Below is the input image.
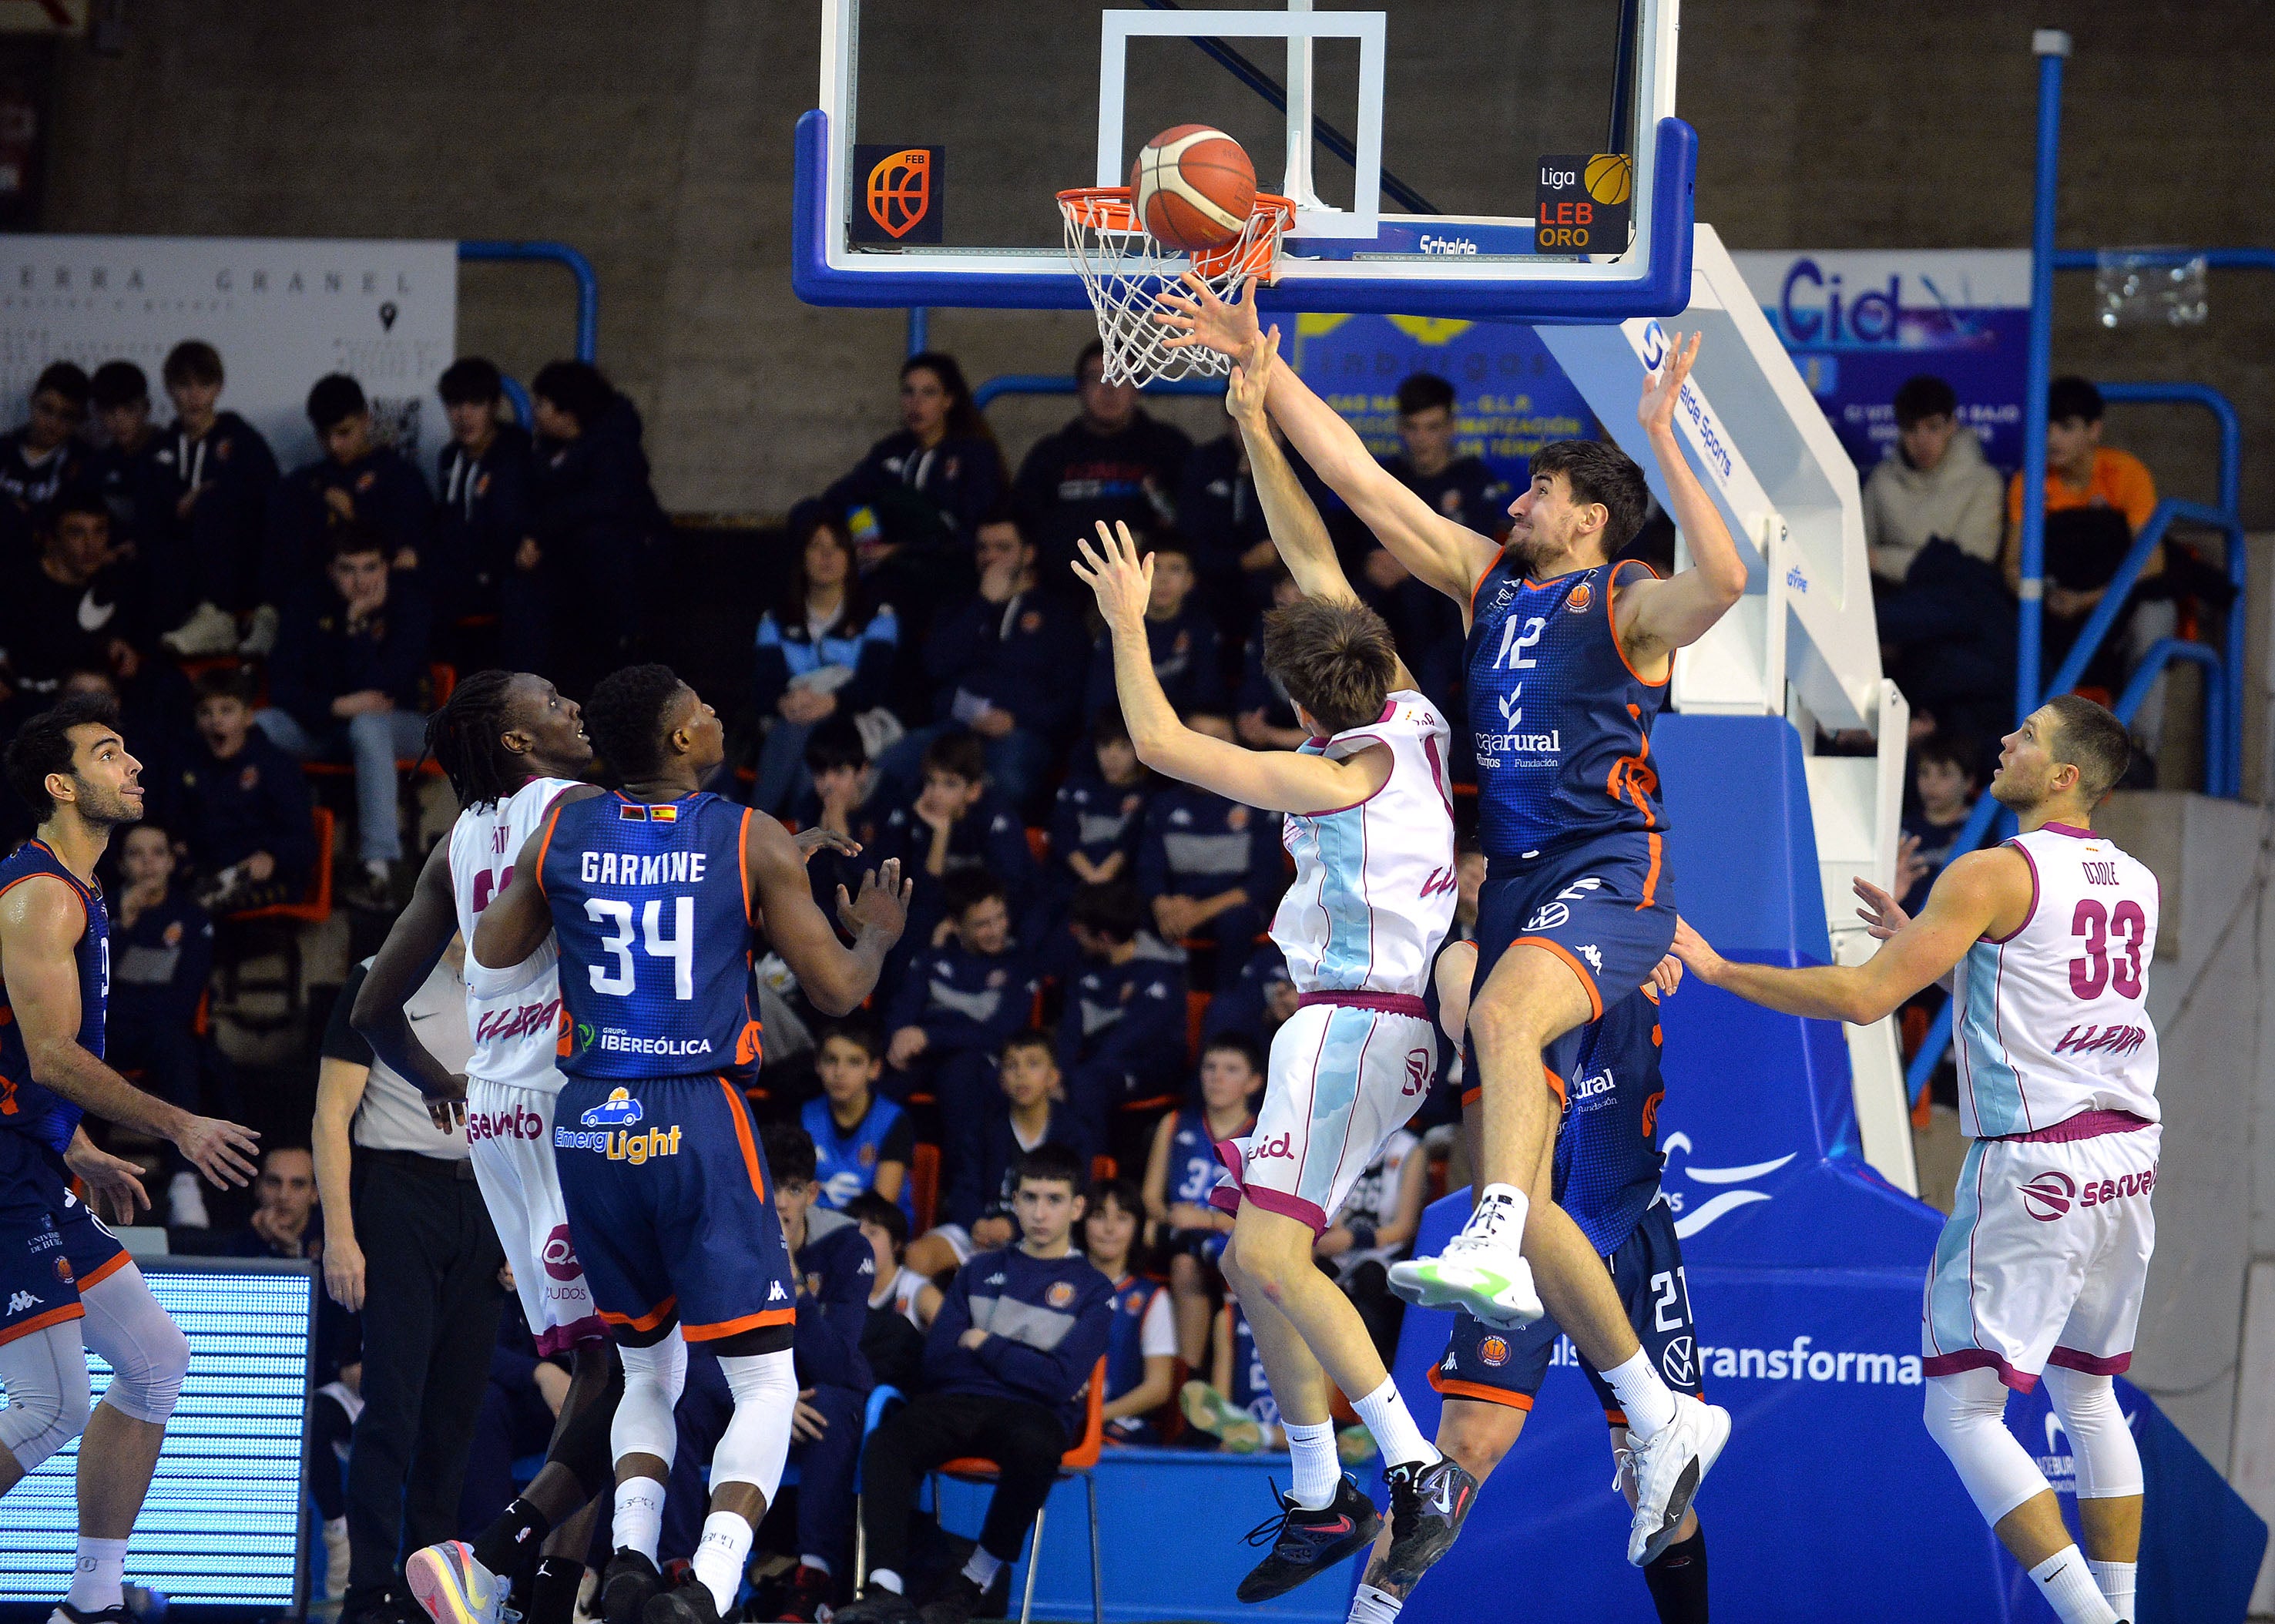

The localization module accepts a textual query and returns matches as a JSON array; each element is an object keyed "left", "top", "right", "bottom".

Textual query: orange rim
[{"left": 1058, "top": 186, "right": 1295, "bottom": 280}]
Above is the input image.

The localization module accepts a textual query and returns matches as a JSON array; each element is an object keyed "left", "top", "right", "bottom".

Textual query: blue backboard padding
[{"left": 1653, "top": 713, "right": 1831, "bottom": 962}]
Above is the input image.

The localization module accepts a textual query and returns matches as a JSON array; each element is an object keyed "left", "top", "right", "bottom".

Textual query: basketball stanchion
[{"left": 1057, "top": 187, "right": 1294, "bottom": 387}]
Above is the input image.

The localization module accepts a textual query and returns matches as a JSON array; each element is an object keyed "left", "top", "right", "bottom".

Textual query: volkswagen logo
[{"left": 1659, "top": 1335, "right": 1695, "bottom": 1387}]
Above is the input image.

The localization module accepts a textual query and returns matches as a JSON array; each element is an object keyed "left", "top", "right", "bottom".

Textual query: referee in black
[{"left": 311, "top": 940, "right": 504, "bottom": 1624}]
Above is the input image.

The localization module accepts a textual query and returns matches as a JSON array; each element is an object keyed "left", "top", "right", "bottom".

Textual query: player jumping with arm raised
[
  {"left": 1671, "top": 696, "right": 2151, "bottom": 1624},
  {"left": 1163, "top": 281, "right": 1743, "bottom": 1564},
  {"left": 1072, "top": 331, "right": 1468, "bottom": 1600}
]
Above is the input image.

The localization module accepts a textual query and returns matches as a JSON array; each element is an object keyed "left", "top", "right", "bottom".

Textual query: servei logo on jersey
[{"left": 2018, "top": 1164, "right": 2156, "bottom": 1222}]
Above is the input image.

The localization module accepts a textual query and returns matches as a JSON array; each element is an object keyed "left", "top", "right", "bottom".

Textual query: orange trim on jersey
[
  {"left": 1607, "top": 558, "right": 1672, "bottom": 689},
  {"left": 1467, "top": 546, "right": 1510, "bottom": 626},
  {"left": 737, "top": 808, "right": 754, "bottom": 925},
  {"left": 599, "top": 1295, "right": 679, "bottom": 1334},
  {"left": 75, "top": 1249, "right": 132, "bottom": 1292},
  {"left": 1603, "top": 1407, "right": 1629, "bottom": 1427},
  {"left": 1604, "top": 706, "right": 1659, "bottom": 830},
  {"left": 1638, "top": 832, "right": 1663, "bottom": 910},
  {"left": 1461, "top": 1085, "right": 1481, "bottom": 1109},
  {"left": 1543, "top": 1067, "right": 1569, "bottom": 1108},
  {"left": 1428, "top": 1369, "right": 1535, "bottom": 1411},
  {"left": 0, "top": 1301, "right": 86, "bottom": 1346},
  {"left": 532, "top": 802, "right": 565, "bottom": 898},
  {"left": 683, "top": 1305, "right": 798, "bottom": 1342},
  {"left": 1508, "top": 936, "right": 1603, "bottom": 1021},
  {"left": 719, "top": 1076, "right": 767, "bottom": 1202},
  {"left": 0, "top": 868, "right": 90, "bottom": 926}
]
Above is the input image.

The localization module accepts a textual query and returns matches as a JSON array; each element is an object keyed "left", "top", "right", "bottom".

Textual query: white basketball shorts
[
  {"left": 467, "top": 1074, "right": 607, "bottom": 1354},
  {"left": 1210, "top": 995, "right": 1437, "bottom": 1234},
  {"left": 1922, "top": 1112, "right": 2159, "bottom": 1391}
]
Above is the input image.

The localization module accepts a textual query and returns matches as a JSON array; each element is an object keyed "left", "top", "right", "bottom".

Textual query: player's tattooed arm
[
  {"left": 352, "top": 837, "right": 465, "bottom": 1111},
  {"left": 747, "top": 813, "right": 911, "bottom": 1016},
  {"left": 0, "top": 873, "right": 260, "bottom": 1186},
  {"left": 1671, "top": 846, "right": 2031, "bottom": 1025},
  {"left": 476, "top": 787, "right": 605, "bottom": 971},
  {"left": 1077, "top": 522, "right": 1394, "bottom": 813},
  {"left": 1163, "top": 273, "right": 1497, "bottom": 609},
  {"left": 1612, "top": 331, "right": 1750, "bottom": 672}
]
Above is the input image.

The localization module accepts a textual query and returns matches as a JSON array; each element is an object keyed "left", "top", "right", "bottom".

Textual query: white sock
[
  {"left": 1466, "top": 1183, "right": 1528, "bottom": 1245},
  {"left": 960, "top": 1549, "right": 1002, "bottom": 1589},
  {"left": 611, "top": 1478, "right": 666, "bottom": 1564},
  {"left": 1600, "top": 1348, "right": 1678, "bottom": 1441},
  {"left": 692, "top": 1511, "right": 753, "bottom": 1616},
  {"left": 867, "top": 1569, "right": 904, "bottom": 1595},
  {"left": 67, "top": 1536, "right": 127, "bottom": 1612},
  {"left": 2087, "top": 1559, "right": 2136, "bottom": 1620},
  {"left": 1351, "top": 1380, "right": 1439, "bottom": 1471},
  {"left": 799, "top": 1555, "right": 833, "bottom": 1578},
  {"left": 1283, "top": 1419, "right": 1341, "bottom": 1509},
  {"left": 1348, "top": 1582, "right": 1405, "bottom": 1624},
  {"left": 2029, "top": 1546, "right": 2119, "bottom": 1624}
]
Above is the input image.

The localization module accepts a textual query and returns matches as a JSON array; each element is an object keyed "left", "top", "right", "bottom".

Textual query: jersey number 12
[{"left": 586, "top": 897, "right": 696, "bottom": 1000}]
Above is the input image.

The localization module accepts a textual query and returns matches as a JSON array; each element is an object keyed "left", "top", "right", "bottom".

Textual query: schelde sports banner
[
  {"left": 1291, "top": 313, "right": 1597, "bottom": 490},
  {"left": 1728, "top": 250, "right": 2030, "bottom": 475},
  {"left": 0, "top": 236, "right": 457, "bottom": 475}
]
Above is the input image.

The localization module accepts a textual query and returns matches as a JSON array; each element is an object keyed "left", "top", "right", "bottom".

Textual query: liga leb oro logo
[{"left": 852, "top": 145, "right": 946, "bottom": 246}]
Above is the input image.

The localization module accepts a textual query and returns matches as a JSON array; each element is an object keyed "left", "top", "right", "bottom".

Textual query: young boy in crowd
[
  {"left": 1235, "top": 569, "right": 1313, "bottom": 750},
  {"left": 1082, "top": 1176, "right": 1177, "bottom": 1444},
  {"left": 665, "top": 1123, "right": 877, "bottom": 1624},
  {"left": 107, "top": 821, "right": 224, "bottom": 1229},
  {"left": 1200, "top": 940, "right": 1299, "bottom": 1050},
  {"left": 0, "top": 360, "right": 89, "bottom": 522},
  {"left": 793, "top": 719, "right": 878, "bottom": 918},
  {"left": 432, "top": 357, "right": 536, "bottom": 637},
  {"left": 906, "top": 1032, "right": 1095, "bottom": 1280},
  {"left": 163, "top": 667, "right": 317, "bottom": 914},
  {"left": 883, "top": 872, "right": 1037, "bottom": 1152},
  {"left": 1136, "top": 772, "right": 1281, "bottom": 993},
  {"left": 150, "top": 341, "right": 282, "bottom": 658},
  {"left": 1142, "top": 1034, "right": 1262, "bottom": 1367},
  {"left": 847, "top": 1192, "right": 940, "bottom": 1357},
  {"left": 1047, "top": 710, "right": 1153, "bottom": 902},
  {"left": 87, "top": 360, "right": 161, "bottom": 556},
  {"left": 871, "top": 731, "right": 1039, "bottom": 955},
  {"left": 1082, "top": 536, "right": 1227, "bottom": 725},
  {"left": 803, "top": 1025, "right": 917, "bottom": 1219},
  {"left": 0, "top": 492, "right": 147, "bottom": 713},
  {"left": 1057, "top": 881, "right": 1187, "bottom": 1147},
  {"left": 271, "top": 373, "right": 435, "bottom": 593},
  {"left": 1899, "top": 733, "right": 1981, "bottom": 914},
  {"left": 837, "top": 1145, "right": 1116, "bottom": 1624}
]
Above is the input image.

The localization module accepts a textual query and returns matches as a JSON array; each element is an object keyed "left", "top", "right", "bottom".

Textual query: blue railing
[{"left": 456, "top": 240, "right": 599, "bottom": 361}]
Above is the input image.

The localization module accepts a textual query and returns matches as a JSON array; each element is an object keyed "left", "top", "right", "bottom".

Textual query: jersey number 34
[{"left": 586, "top": 897, "right": 697, "bottom": 1000}]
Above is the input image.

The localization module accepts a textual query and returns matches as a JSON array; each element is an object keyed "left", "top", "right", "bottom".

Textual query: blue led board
[{"left": 0, "top": 1258, "right": 313, "bottom": 1610}]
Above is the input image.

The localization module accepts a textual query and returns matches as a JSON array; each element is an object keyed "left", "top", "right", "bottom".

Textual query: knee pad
[
  {"left": 1922, "top": 1367, "right": 2048, "bottom": 1527},
  {"left": 611, "top": 1331, "right": 688, "bottom": 1469},
  {"left": 0, "top": 1320, "right": 95, "bottom": 1471},
  {"left": 710, "top": 1348, "right": 797, "bottom": 1503},
  {"left": 80, "top": 1264, "right": 191, "bottom": 1425},
  {"left": 2042, "top": 1365, "right": 2143, "bottom": 1501}
]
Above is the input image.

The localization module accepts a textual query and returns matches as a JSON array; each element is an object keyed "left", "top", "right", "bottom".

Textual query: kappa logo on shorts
[
  {"left": 6, "top": 1289, "right": 39, "bottom": 1314},
  {"left": 542, "top": 1224, "right": 582, "bottom": 1281},
  {"left": 1578, "top": 945, "right": 1603, "bottom": 974},
  {"left": 1478, "top": 1335, "right": 1511, "bottom": 1367},
  {"left": 1660, "top": 1334, "right": 1695, "bottom": 1386},
  {"left": 2018, "top": 1170, "right": 2076, "bottom": 1221}
]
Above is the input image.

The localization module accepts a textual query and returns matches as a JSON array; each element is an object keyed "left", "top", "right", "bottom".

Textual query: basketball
[
  {"left": 1585, "top": 151, "right": 1633, "bottom": 206},
  {"left": 1129, "top": 123, "right": 1257, "bottom": 252}
]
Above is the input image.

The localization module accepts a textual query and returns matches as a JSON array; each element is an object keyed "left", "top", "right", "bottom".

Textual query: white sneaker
[
  {"left": 160, "top": 601, "right": 239, "bottom": 657},
  {"left": 407, "top": 1540, "right": 506, "bottom": 1624},
  {"left": 1625, "top": 1392, "right": 1730, "bottom": 1566},
  {"left": 1385, "top": 1203, "right": 1542, "bottom": 1328},
  {"left": 168, "top": 1170, "right": 210, "bottom": 1229},
  {"left": 237, "top": 602, "right": 280, "bottom": 657}
]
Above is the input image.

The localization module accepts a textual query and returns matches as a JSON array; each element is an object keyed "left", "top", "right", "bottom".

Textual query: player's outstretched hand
[
  {"left": 1155, "top": 270, "right": 1263, "bottom": 357},
  {"left": 795, "top": 827, "right": 861, "bottom": 865},
  {"left": 65, "top": 1134, "right": 149, "bottom": 1226},
  {"left": 1853, "top": 876, "right": 1913, "bottom": 941},
  {"left": 1224, "top": 324, "right": 1280, "bottom": 427},
  {"left": 174, "top": 1112, "right": 262, "bottom": 1188},
  {"left": 1072, "top": 522, "right": 1154, "bottom": 627},
  {"left": 837, "top": 857, "right": 912, "bottom": 945},
  {"left": 1638, "top": 330, "right": 1701, "bottom": 436},
  {"left": 1667, "top": 916, "right": 1726, "bottom": 985},
  {"left": 1649, "top": 953, "right": 1684, "bottom": 998},
  {"left": 424, "top": 1074, "right": 470, "bottom": 1134}
]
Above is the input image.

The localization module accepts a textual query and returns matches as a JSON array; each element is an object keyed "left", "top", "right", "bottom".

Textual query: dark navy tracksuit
[
  {"left": 141, "top": 411, "right": 280, "bottom": 617},
  {"left": 106, "top": 890, "right": 219, "bottom": 1177},
  {"left": 156, "top": 729, "right": 318, "bottom": 898},
  {"left": 267, "top": 447, "right": 436, "bottom": 599},
  {"left": 870, "top": 790, "right": 1039, "bottom": 965},
  {"left": 1056, "top": 954, "right": 1187, "bottom": 1143},
  {"left": 940, "top": 1102, "right": 1095, "bottom": 1236},
  {"left": 881, "top": 938, "right": 1038, "bottom": 1166},
  {"left": 1082, "top": 603, "right": 1228, "bottom": 722},
  {"left": 1136, "top": 783, "right": 1283, "bottom": 992},
  {"left": 433, "top": 425, "right": 537, "bottom": 650}
]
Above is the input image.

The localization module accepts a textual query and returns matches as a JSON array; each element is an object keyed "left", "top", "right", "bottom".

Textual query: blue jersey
[
  {"left": 1103, "top": 1273, "right": 1163, "bottom": 1404},
  {"left": 1465, "top": 555, "right": 1668, "bottom": 858},
  {"left": 801, "top": 1093, "right": 915, "bottom": 1221},
  {"left": 0, "top": 841, "right": 109, "bottom": 1153},
  {"left": 1166, "top": 1108, "right": 1245, "bottom": 1208},
  {"left": 1545, "top": 984, "right": 1667, "bottom": 1257},
  {"left": 1225, "top": 1302, "right": 1279, "bottom": 1428},
  {"left": 539, "top": 792, "right": 762, "bottom": 1082}
]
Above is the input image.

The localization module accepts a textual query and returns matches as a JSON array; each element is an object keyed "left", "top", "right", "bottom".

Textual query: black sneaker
[
  {"left": 50, "top": 1606, "right": 135, "bottom": 1624},
  {"left": 1236, "top": 1475, "right": 1384, "bottom": 1602},
  {"left": 640, "top": 1585, "right": 720, "bottom": 1624},
  {"left": 601, "top": 1552, "right": 663, "bottom": 1624},
  {"left": 1381, "top": 1455, "right": 1480, "bottom": 1588},
  {"left": 770, "top": 1565, "right": 831, "bottom": 1623},
  {"left": 830, "top": 1588, "right": 918, "bottom": 1624},
  {"left": 915, "top": 1573, "right": 985, "bottom": 1624}
]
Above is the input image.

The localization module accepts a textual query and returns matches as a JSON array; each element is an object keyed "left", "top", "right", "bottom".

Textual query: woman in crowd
[{"left": 751, "top": 509, "right": 901, "bottom": 814}]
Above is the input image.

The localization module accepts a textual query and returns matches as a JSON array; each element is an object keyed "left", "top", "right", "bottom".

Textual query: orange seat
[
  {"left": 1091, "top": 1153, "right": 1116, "bottom": 1182},
  {"left": 1025, "top": 826, "right": 1050, "bottom": 864},
  {"left": 1186, "top": 989, "right": 1210, "bottom": 1059},
  {"left": 911, "top": 1142, "right": 941, "bottom": 1233},
  {"left": 935, "top": 1357, "right": 1108, "bottom": 1624},
  {"left": 229, "top": 807, "right": 335, "bottom": 925}
]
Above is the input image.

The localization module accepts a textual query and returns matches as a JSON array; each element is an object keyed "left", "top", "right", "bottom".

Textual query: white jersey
[
  {"left": 449, "top": 776, "right": 580, "bottom": 1094},
  {"left": 1272, "top": 690, "right": 1458, "bottom": 1000},
  {"left": 1952, "top": 822, "right": 2160, "bottom": 1139}
]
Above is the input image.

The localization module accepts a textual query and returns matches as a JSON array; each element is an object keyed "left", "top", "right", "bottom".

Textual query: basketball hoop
[{"left": 1058, "top": 186, "right": 1294, "bottom": 386}]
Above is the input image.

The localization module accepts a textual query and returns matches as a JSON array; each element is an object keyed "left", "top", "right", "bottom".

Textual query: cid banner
[
  {"left": 1290, "top": 314, "right": 1597, "bottom": 492},
  {"left": 1729, "top": 250, "right": 2029, "bottom": 474}
]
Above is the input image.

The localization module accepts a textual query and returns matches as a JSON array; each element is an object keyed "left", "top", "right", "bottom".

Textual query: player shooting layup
[
  {"left": 475, "top": 665, "right": 909, "bottom": 1624},
  {"left": 1673, "top": 696, "right": 2153, "bottom": 1624},
  {"left": 1075, "top": 351, "right": 1468, "bottom": 1600},
  {"left": 1165, "top": 284, "right": 1742, "bottom": 1563}
]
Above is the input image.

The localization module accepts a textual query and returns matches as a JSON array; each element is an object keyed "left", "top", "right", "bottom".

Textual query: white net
[{"left": 1059, "top": 188, "right": 1294, "bottom": 386}]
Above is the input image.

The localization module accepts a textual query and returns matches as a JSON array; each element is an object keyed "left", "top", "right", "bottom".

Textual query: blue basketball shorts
[
  {"left": 0, "top": 1131, "right": 129, "bottom": 1348},
  {"left": 1428, "top": 1200, "right": 1703, "bottom": 1422},
  {"left": 1471, "top": 830, "right": 1676, "bottom": 1037},
  {"left": 552, "top": 1072, "right": 797, "bottom": 1347}
]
